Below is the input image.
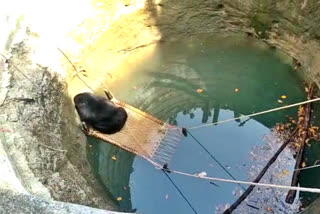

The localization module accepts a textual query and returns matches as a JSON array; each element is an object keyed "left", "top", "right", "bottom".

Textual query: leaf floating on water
[
  {"left": 165, "top": 194, "right": 169, "bottom": 200},
  {"left": 197, "top": 88, "right": 203, "bottom": 93},
  {"left": 277, "top": 99, "right": 283, "bottom": 103},
  {"left": 234, "top": 88, "right": 239, "bottom": 92},
  {"left": 117, "top": 197, "right": 122, "bottom": 201},
  {"left": 282, "top": 169, "right": 289, "bottom": 175},
  {"left": 112, "top": 155, "right": 117, "bottom": 161},
  {"left": 281, "top": 95, "right": 287, "bottom": 99}
]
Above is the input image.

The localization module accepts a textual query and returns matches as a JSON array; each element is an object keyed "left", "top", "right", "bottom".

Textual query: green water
[{"left": 87, "top": 35, "right": 312, "bottom": 213}]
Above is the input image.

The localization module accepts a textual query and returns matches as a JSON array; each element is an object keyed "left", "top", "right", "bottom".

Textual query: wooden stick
[
  {"left": 285, "top": 84, "right": 315, "bottom": 204},
  {"left": 223, "top": 127, "right": 299, "bottom": 214}
]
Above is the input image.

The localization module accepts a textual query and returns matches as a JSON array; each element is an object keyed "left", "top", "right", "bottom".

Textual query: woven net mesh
[{"left": 86, "top": 98, "right": 184, "bottom": 167}]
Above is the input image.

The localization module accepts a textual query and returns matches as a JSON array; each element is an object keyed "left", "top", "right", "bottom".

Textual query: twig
[
  {"left": 286, "top": 84, "right": 315, "bottom": 204},
  {"left": 57, "top": 48, "right": 95, "bottom": 92},
  {"left": 38, "top": 142, "right": 67, "bottom": 152},
  {"left": 223, "top": 127, "right": 299, "bottom": 214}
]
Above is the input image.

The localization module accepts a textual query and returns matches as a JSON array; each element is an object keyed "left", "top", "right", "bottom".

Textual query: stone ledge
[{"left": 0, "top": 189, "right": 133, "bottom": 214}]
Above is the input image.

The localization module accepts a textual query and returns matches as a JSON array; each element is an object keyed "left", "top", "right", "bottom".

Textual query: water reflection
[
  {"left": 87, "top": 137, "right": 135, "bottom": 212},
  {"left": 88, "top": 36, "right": 305, "bottom": 213}
]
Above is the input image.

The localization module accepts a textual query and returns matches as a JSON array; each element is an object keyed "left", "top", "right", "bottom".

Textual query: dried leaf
[
  {"left": 197, "top": 88, "right": 203, "bottom": 93},
  {"left": 117, "top": 197, "right": 122, "bottom": 201},
  {"left": 266, "top": 206, "right": 271, "bottom": 212},
  {"left": 281, "top": 95, "right": 287, "bottom": 99},
  {"left": 298, "top": 117, "right": 304, "bottom": 123},
  {"left": 298, "top": 106, "right": 304, "bottom": 115},
  {"left": 133, "top": 86, "right": 137, "bottom": 90},
  {"left": 312, "top": 126, "right": 319, "bottom": 130},
  {"left": 282, "top": 170, "right": 289, "bottom": 175},
  {"left": 305, "top": 87, "right": 309, "bottom": 93},
  {"left": 309, "top": 127, "right": 315, "bottom": 132},
  {"left": 112, "top": 155, "right": 117, "bottom": 161}
]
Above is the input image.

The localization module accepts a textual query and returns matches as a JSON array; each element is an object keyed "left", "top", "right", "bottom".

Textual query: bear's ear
[{"left": 104, "top": 89, "right": 114, "bottom": 100}]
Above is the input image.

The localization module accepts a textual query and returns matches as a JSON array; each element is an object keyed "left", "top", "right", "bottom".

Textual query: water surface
[{"left": 88, "top": 35, "right": 307, "bottom": 213}]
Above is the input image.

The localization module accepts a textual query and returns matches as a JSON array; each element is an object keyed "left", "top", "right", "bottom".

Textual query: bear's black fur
[{"left": 74, "top": 92, "right": 127, "bottom": 134}]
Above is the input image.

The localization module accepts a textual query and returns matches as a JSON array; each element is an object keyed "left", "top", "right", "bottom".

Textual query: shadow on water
[
  {"left": 88, "top": 35, "right": 308, "bottom": 213},
  {"left": 87, "top": 136, "right": 135, "bottom": 212}
]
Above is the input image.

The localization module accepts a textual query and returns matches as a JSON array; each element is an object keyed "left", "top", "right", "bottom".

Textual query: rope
[
  {"left": 161, "top": 168, "right": 320, "bottom": 194},
  {"left": 58, "top": 49, "right": 199, "bottom": 213},
  {"left": 188, "top": 97, "right": 320, "bottom": 130},
  {"left": 294, "top": 164, "right": 320, "bottom": 171},
  {"left": 187, "top": 130, "right": 245, "bottom": 190},
  {"left": 57, "top": 48, "right": 95, "bottom": 92},
  {"left": 162, "top": 170, "right": 198, "bottom": 214}
]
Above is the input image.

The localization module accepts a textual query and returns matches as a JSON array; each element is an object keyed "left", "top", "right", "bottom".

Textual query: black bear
[{"left": 74, "top": 92, "right": 128, "bottom": 134}]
